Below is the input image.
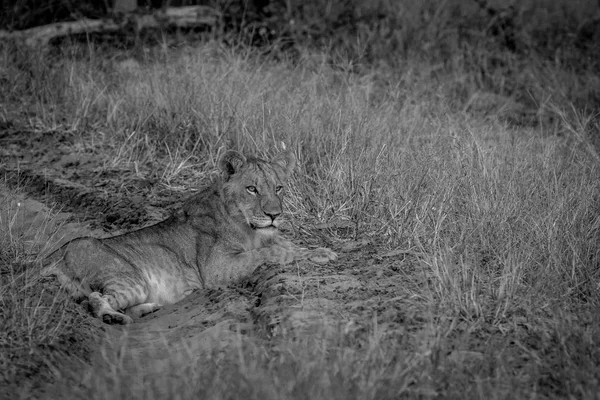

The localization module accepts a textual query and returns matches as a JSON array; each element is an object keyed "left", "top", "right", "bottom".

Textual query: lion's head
[{"left": 219, "top": 150, "right": 296, "bottom": 233}]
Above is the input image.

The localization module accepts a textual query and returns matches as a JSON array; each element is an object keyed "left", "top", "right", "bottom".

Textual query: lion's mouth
[
  {"left": 249, "top": 216, "right": 281, "bottom": 230},
  {"left": 251, "top": 223, "right": 277, "bottom": 230}
]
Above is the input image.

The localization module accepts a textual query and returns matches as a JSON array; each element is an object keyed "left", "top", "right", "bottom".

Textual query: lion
[{"left": 40, "top": 150, "right": 337, "bottom": 324}]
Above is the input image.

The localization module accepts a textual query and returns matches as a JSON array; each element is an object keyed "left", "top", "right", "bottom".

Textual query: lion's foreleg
[{"left": 202, "top": 240, "right": 337, "bottom": 287}]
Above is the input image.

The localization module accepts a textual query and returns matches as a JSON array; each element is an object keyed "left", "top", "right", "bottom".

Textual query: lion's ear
[
  {"left": 219, "top": 150, "right": 246, "bottom": 176},
  {"left": 271, "top": 151, "right": 296, "bottom": 178}
]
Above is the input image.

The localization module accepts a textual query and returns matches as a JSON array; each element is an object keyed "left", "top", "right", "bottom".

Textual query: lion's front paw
[{"left": 309, "top": 247, "right": 338, "bottom": 264}]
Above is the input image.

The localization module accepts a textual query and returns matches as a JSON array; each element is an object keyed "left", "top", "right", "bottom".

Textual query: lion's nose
[{"left": 264, "top": 212, "right": 280, "bottom": 222}]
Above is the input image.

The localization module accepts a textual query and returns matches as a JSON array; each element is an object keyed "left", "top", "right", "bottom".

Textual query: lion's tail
[
  {"left": 39, "top": 249, "right": 63, "bottom": 278},
  {"left": 39, "top": 252, "right": 91, "bottom": 301},
  {"left": 40, "top": 262, "right": 58, "bottom": 278}
]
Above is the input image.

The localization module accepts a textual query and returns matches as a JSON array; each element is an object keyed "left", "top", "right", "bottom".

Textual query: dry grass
[
  {"left": 0, "top": 188, "right": 93, "bottom": 397},
  {"left": 1, "top": 0, "right": 600, "bottom": 398}
]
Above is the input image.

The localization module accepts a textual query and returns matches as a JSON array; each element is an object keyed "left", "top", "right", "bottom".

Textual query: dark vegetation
[{"left": 2, "top": 0, "right": 600, "bottom": 127}]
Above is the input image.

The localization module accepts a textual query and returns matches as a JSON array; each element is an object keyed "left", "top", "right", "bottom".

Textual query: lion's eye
[
  {"left": 246, "top": 186, "right": 258, "bottom": 194},
  {"left": 276, "top": 186, "right": 283, "bottom": 193}
]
